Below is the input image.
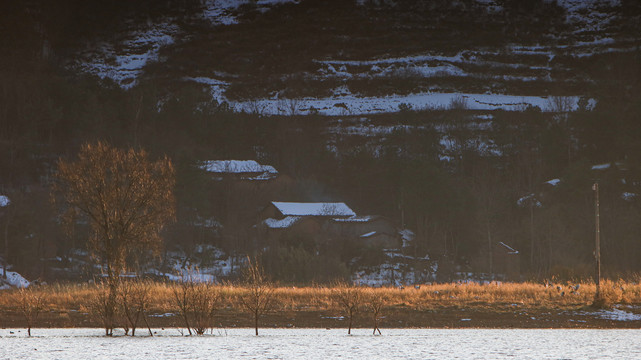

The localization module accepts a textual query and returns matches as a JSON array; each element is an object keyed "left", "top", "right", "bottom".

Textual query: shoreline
[
  {"left": 2, "top": 306, "right": 640, "bottom": 330},
  {"left": 2, "top": 281, "right": 641, "bottom": 331}
]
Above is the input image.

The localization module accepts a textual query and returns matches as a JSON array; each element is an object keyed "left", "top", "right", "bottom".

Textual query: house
[
  {"left": 199, "top": 160, "right": 279, "bottom": 181},
  {"left": 260, "top": 201, "right": 356, "bottom": 220},
  {"left": 257, "top": 202, "right": 355, "bottom": 243},
  {"left": 257, "top": 201, "right": 405, "bottom": 250}
]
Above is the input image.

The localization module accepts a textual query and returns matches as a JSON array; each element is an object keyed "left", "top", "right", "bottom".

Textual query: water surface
[{"left": 1, "top": 328, "right": 639, "bottom": 359}]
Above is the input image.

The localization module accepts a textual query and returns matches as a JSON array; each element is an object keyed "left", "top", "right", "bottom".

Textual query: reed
[{"left": 2, "top": 280, "right": 640, "bottom": 316}]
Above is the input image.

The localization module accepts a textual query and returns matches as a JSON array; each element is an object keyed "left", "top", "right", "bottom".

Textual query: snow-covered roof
[
  {"left": 200, "top": 160, "right": 278, "bottom": 180},
  {"left": 263, "top": 216, "right": 301, "bottom": 229},
  {"left": 545, "top": 178, "right": 561, "bottom": 186},
  {"left": 0, "top": 195, "right": 9, "bottom": 207},
  {"left": 332, "top": 215, "right": 373, "bottom": 223},
  {"left": 360, "top": 231, "right": 377, "bottom": 238},
  {"left": 271, "top": 202, "right": 356, "bottom": 217}
]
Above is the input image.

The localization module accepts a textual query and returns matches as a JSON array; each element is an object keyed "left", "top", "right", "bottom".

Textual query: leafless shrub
[
  {"left": 332, "top": 282, "right": 362, "bottom": 335},
  {"left": 546, "top": 95, "right": 573, "bottom": 113},
  {"left": 119, "top": 279, "right": 153, "bottom": 336},
  {"left": 448, "top": 95, "right": 469, "bottom": 110},
  {"left": 172, "top": 276, "right": 194, "bottom": 335},
  {"left": 245, "top": 99, "right": 267, "bottom": 117},
  {"left": 191, "top": 282, "right": 222, "bottom": 335},
  {"left": 239, "top": 257, "right": 274, "bottom": 336},
  {"left": 89, "top": 279, "right": 119, "bottom": 336},
  {"left": 276, "top": 98, "right": 302, "bottom": 116},
  {"left": 172, "top": 272, "right": 222, "bottom": 336},
  {"left": 19, "top": 286, "right": 45, "bottom": 336}
]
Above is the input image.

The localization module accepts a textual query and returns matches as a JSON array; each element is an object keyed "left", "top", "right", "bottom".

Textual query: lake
[{"left": 1, "top": 328, "right": 640, "bottom": 359}]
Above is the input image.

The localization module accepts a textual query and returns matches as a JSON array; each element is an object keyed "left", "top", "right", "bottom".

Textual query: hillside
[{"left": 1, "top": 0, "right": 641, "bottom": 285}]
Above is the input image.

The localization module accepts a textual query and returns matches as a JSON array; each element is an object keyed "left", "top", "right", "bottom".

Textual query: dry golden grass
[{"left": 2, "top": 280, "right": 640, "bottom": 315}]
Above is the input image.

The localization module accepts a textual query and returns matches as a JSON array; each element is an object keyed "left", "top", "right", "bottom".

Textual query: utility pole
[{"left": 593, "top": 182, "right": 601, "bottom": 301}]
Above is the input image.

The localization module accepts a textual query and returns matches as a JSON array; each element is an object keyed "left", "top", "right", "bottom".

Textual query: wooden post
[{"left": 593, "top": 182, "right": 601, "bottom": 301}]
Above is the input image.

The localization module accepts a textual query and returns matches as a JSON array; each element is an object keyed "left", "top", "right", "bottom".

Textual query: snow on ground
[
  {"left": 354, "top": 251, "right": 435, "bottom": 287},
  {"left": 559, "top": 0, "right": 621, "bottom": 36},
  {"left": 73, "top": 21, "right": 179, "bottom": 88},
  {"left": 574, "top": 306, "right": 641, "bottom": 321},
  {"left": 158, "top": 247, "right": 244, "bottom": 282},
  {"left": 203, "top": 0, "right": 298, "bottom": 24},
  {"left": 234, "top": 93, "right": 583, "bottom": 116},
  {"left": 316, "top": 51, "right": 547, "bottom": 83},
  {"left": 0, "top": 264, "right": 30, "bottom": 290},
  {"left": 74, "top": 0, "right": 300, "bottom": 88},
  {"left": 597, "top": 307, "right": 641, "bottom": 321}
]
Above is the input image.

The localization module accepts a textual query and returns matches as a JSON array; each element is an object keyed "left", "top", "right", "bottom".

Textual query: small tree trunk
[
  {"left": 143, "top": 313, "right": 153, "bottom": 337},
  {"left": 255, "top": 310, "right": 259, "bottom": 336}
]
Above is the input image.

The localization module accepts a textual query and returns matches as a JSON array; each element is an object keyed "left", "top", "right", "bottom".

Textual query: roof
[
  {"left": 591, "top": 163, "right": 611, "bottom": 171},
  {"left": 271, "top": 202, "right": 356, "bottom": 217},
  {"left": 544, "top": 178, "right": 560, "bottom": 186},
  {"left": 263, "top": 216, "right": 302, "bottom": 229},
  {"left": 199, "top": 160, "right": 278, "bottom": 180},
  {"left": 332, "top": 215, "right": 374, "bottom": 223},
  {"left": 360, "top": 231, "right": 377, "bottom": 238}
]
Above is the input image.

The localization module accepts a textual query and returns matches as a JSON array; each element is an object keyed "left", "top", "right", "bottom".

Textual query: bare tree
[
  {"left": 239, "top": 257, "right": 274, "bottom": 336},
  {"left": 52, "top": 141, "right": 175, "bottom": 336},
  {"left": 190, "top": 281, "right": 222, "bottom": 335},
  {"left": 53, "top": 141, "right": 175, "bottom": 279},
  {"left": 366, "top": 291, "right": 385, "bottom": 335},
  {"left": 332, "top": 282, "right": 362, "bottom": 335},
  {"left": 172, "top": 272, "right": 222, "bottom": 336},
  {"left": 18, "top": 286, "right": 44, "bottom": 336}
]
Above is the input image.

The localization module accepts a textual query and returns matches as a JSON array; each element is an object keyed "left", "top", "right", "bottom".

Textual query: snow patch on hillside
[
  {"left": 74, "top": 0, "right": 300, "bottom": 88},
  {"left": 203, "top": 0, "right": 299, "bottom": 24},
  {"left": 234, "top": 93, "right": 582, "bottom": 116},
  {"left": 73, "top": 21, "right": 179, "bottom": 88}
]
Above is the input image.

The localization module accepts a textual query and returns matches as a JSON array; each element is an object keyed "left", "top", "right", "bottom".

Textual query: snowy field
[{"left": 1, "top": 328, "right": 640, "bottom": 359}]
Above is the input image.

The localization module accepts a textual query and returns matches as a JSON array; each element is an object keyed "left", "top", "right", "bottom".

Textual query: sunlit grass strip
[{"left": 1, "top": 280, "right": 640, "bottom": 314}]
